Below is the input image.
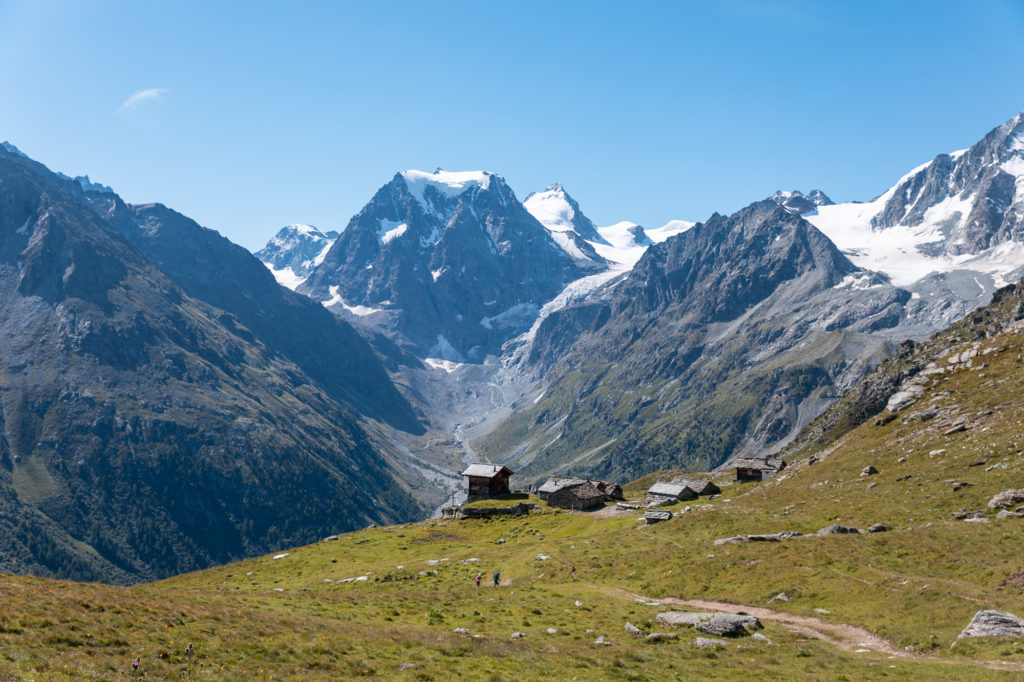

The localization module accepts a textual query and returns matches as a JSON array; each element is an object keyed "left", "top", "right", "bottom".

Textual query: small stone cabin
[
  {"left": 734, "top": 457, "right": 786, "bottom": 483},
  {"left": 538, "top": 476, "right": 623, "bottom": 509},
  {"left": 546, "top": 481, "right": 606, "bottom": 511},
  {"left": 671, "top": 477, "right": 720, "bottom": 497},
  {"left": 646, "top": 482, "right": 698, "bottom": 505},
  {"left": 463, "top": 464, "right": 513, "bottom": 501}
]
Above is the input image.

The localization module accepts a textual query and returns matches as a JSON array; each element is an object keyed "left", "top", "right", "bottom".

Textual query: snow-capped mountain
[
  {"left": 770, "top": 189, "right": 834, "bottom": 215},
  {"left": 590, "top": 219, "right": 694, "bottom": 267},
  {"left": 521, "top": 183, "right": 607, "bottom": 267},
  {"left": 523, "top": 183, "right": 606, "bottom": 243},
  {"left": 808, "top": 112, "right": 1024, "bottom": 289},
  {"left": 523, "top": 183, "right": 693, "bottom": 268},
  {"left": 255, "top": 224, "right": 338, "bottom": 289},
  {"left": 299, "top": 170, "right": 603, "bottom": 361}
]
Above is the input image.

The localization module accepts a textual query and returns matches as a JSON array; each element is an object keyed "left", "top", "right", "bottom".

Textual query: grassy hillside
[{"left": 4, "top": 290, "right": 1024, "bottom": 679}]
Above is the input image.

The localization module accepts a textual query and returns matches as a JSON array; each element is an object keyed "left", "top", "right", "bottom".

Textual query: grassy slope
[{"left": 4, "top": 310, "right": 1024, "bottom": 679}]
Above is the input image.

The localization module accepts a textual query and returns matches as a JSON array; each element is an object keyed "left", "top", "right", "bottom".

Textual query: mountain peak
[
  {"left": 0, "top": 141, "right": 27, "bottom": 158},
  {"left": 523, "top": 183, "right": 604, "bottom": 243},
  {"left": 769, "top": 189, "right": 834, "bottom": 215},
  {"left": 399, "top": 169, "right": 495, "bottom": 202}
]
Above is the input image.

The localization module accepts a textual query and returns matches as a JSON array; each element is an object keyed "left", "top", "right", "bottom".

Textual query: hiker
[
  {"left": 493, "top": 570, "right": 500, "bottom": 587},
  {"left": 475, "top": 573, "right": 481, "bottom": 589}
]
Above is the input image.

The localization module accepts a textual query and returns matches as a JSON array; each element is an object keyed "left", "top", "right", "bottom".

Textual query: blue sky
[{"left": 1, "top": 1, "right": 1023, "bottom": 250}]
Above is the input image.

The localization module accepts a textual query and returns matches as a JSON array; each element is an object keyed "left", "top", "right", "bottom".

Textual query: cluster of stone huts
[{"left": 461, "top": 456, "right": 786, "bottom": 511}]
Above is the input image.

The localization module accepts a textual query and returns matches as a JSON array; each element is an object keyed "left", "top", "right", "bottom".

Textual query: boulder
[
  {"left": 624, "top": 622, "right": 643, "bottom": 636},
  {"left": 713, "top": 535, "right": 749, "bottom": 546},
  {"left": 958, "top": 610, "right": 1024, "bottom": 638},
  {"left": 511, "top": 632, "right": 526, "bottom": 639},
  {"left": 996, "top": 510, "right": 1023, "bottom": 519},
  {"left": 861, "top": 465, "right": 878, "bottom": 476},
  {"left": 867, "top": 523, "right": 889, "bottom": 533},
  {"left": 692, "top": 637, "right": 729, "bottom": 649},
  {"left": 644, "top": 632, "right": 678, "bottom": 642},
  {"left": 751, "top": 633, "right": 772, "bottom": 644},
  {"left": 988, "top": 489, "right": 1024, "bottom": 510},
  {"left": 746, "top": 534, "right": 781, "bottom": 542},
  {"left": 694, "top": 614, "right": 761, "bottom": 637},
  {"left": 593, "top": 635, "right": 611, "bottom": 646},
  {"left": 453, "top": 628, "right": 470, "bottom": 636},
  {"left": 645, "top": 510, "right": 672, "bottom": 524},
  {"left": 816, "top": 524, "right": 860, "bottom": 536}
]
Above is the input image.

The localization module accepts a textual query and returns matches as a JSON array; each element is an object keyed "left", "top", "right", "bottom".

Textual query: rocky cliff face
[
  {"left": 0, "top": 145, "right": 423, "bottom": 583},
  {"left": 299, "top": 170, "right": 604, "bottom": 362}
]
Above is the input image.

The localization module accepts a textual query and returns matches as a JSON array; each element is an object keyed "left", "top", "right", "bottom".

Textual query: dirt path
[{"left": 598, "top": 586, "right": 1024, "bottom": 672}]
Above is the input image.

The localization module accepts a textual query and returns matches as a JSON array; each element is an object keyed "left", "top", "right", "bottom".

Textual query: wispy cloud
[{"left": 117, "top": 88, "right": 168, "bottom": 114}]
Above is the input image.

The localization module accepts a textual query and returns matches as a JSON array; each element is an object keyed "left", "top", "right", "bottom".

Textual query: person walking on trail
[
  {"left": 493, "top": 571, "right": 500, "bottom": 587},
  {"left": 475, "top": 573, "right": 482, "bottom": 589}
]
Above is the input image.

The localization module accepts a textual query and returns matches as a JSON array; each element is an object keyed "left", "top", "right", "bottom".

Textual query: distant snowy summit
[
  {"left": 769, "top": 189, "right": 834, "bottom": 215},
  {"left": 255, "top": 224, "right": 338, "bottom": 289},
  {"left": 523, "top": 182, "right": 692, "bottom": 268}
]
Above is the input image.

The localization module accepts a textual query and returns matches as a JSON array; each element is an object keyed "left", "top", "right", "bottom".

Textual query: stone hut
[
  {"left": 546, "top": 481, "right": 606, "bottom": 511},
  {"left": 646, "top": 482, "right": 698, "bottom": 506},
  {"left": 672, "top": 477, "right": 720, "bottom": 497},
  {"left": 538, "top": 476, "right": 587, "bottom": 502},
  {"left": 594, "top": 480, "right": 624, "bottom": 500},
  {"left": 463, "top": 464, "right": 513, "bottom": 501},
  {"left": 734, "top": 458, "right": 786, "bottom": 483},
  {"left": 538, "top": 476, "right": 623, "bottom": 505}
]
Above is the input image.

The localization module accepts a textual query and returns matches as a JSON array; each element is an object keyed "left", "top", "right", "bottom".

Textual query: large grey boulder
[
  {"left": 988, "top": 489, "right": 1024, "bottom": 510},
  {"left": 645, "top": 510, "right": 673, "bottom": 524},
  {"left": 692, "top": 637, "right": 729, "bottom": 649},
  {"left": 694, "top": 614, "right": 762, "bottom": 637},
  {"left": 958, "top": 610, "right": 1024, "bottom": 638}
]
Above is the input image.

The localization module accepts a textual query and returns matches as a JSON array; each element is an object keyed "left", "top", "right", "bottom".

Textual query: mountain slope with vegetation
[{"left": 0, "top": 145, "right": 424, "bottom": 584}]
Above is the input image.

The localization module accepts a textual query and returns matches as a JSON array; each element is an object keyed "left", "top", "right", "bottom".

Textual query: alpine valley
[{"left": 2, "top": 110, "right": 1024, "bottom": 589}]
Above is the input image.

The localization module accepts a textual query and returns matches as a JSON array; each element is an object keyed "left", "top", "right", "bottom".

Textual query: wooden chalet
[
  {"left": 462, "top": 464, "right": 513, "bottom": 501},
  {"left": 734, "top": 457, "right": 786, "bottom": 483}
]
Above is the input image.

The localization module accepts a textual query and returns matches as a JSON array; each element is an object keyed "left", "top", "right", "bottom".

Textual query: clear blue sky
[{"left": 2, "top": 1, "right": 1023, "bottom": 250}]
